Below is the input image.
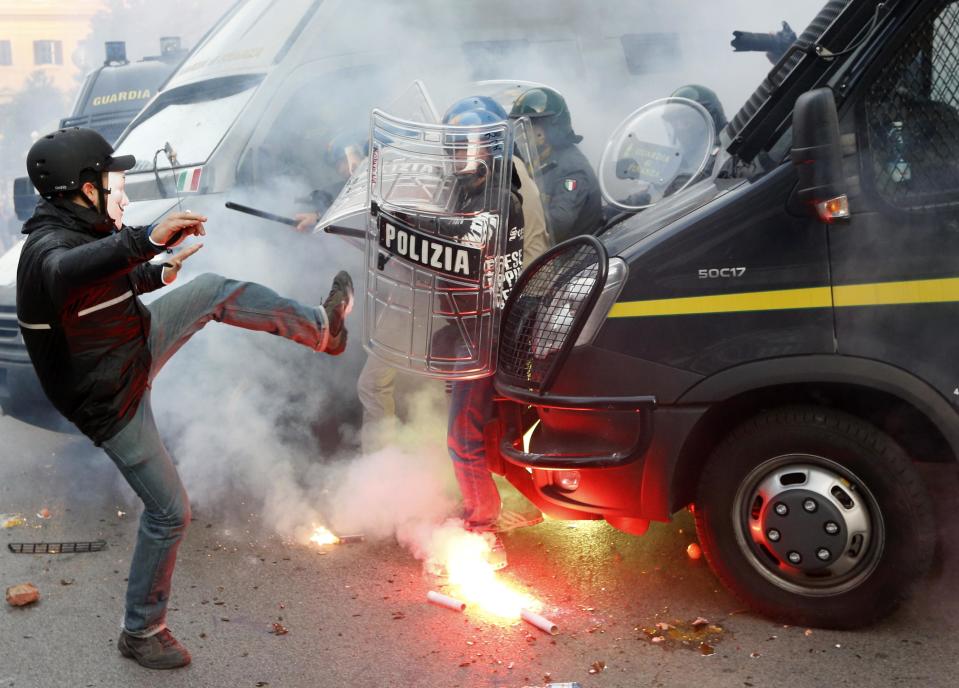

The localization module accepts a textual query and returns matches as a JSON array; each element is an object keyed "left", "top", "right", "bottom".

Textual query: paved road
[{"left": 1, "top": 410, "right": 957, "bottom": 688}]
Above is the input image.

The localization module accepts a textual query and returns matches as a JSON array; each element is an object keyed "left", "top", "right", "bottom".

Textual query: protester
[{"left": 16, "top": 127, "right": 354, "bottom": 670}]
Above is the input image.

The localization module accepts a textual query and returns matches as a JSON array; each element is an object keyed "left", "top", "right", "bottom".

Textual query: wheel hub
[
  {"left": 760, "top": 489, "right": 847, "bottom": 573},
  {"left": 734, "top": 456, "right": 883, "bottom": 596}
]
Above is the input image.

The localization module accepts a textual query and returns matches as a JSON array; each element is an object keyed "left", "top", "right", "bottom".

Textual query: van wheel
[{"left": 694, "top": 406, "right": 934, "bottom": 629}]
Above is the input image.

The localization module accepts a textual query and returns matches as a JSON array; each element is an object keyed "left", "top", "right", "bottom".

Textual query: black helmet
[
  {"left": 670, "top": 84, "right": 728, "bottom": 135},
  {"left": 508, "top": 86, "right": 582, "bottom": 146},
  {"left": 26, "top": 128, "right": 135, "bottom": 199}
]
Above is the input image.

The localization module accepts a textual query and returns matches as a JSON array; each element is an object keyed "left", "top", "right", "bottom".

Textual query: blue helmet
[
  {"left": 442, "top": 96, "right": 508, "bottom": 176},
  {"left": 442, "top": 95, "right": 508, "bottom": 125}
]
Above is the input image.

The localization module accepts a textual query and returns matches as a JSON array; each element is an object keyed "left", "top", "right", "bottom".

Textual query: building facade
[{"left": 0, "top": 0, "right": 106, "bottom": 103}]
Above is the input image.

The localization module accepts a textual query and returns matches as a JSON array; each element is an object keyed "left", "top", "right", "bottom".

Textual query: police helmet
[
  {"left": 443, "top": 96, "right": 508, "bottom": 177},
  {"left": 26, "top": 128, "right": 135, "bottom": 199},
  {"left": 443, "top": 95, "right": 508, "bottom": 124},
  {"left": 508, "top": 87, "right": 582, "bottom": 146},
  {"left": 670, "top": 84, "right": 728, "bottom": 135}
]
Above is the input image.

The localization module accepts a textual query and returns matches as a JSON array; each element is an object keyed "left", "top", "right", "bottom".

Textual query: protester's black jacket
[{"left": 16, "top": 200, "right": 167, "bottom": 444}]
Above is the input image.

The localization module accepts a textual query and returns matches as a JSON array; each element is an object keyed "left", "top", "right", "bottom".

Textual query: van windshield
[{"left": 116, "top": 74, "right": 264, "bottom": 172}]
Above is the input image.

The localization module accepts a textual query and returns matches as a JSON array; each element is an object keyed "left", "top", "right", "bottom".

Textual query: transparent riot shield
[
  {"left": 317, "top": 81, "right": 440, "bottom": 241},
  {"left": 364, "top": 109, "right": 514, "bottom": 380},
  {"left": 599, "top": 97, "right": 716, "bottom": 212}
]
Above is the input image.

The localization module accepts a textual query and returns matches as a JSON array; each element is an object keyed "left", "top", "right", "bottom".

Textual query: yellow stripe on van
[
  {"left": 608, "top": 277, "right": 959, "bottom": 319},
  {"left": 832, "top": 277, "right": 959, "bottom": 307},
  {"left": 608, "top": 286, "right": 833, "bottom": 318}
]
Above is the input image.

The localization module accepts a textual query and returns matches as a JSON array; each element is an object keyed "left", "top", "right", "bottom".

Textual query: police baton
[{"left": 224, "top": 202, "right": 365, "bottom": 239}]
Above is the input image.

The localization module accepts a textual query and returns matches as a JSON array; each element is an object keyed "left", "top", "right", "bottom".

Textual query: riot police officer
[{"left": 508, "top": 86, "right": 602, "bottom": 243}]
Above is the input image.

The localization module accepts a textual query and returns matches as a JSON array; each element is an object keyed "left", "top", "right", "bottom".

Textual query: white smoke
[{"left": 129, "top": 0, "right": 829, "bottom": 569}]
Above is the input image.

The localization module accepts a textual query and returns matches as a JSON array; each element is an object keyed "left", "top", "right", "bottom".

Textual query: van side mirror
[
  {"left": 13, "top": 177, "right": 38, "bottom": 222},
  {"left": 791, "top": 88, "right": 849, "bottom": 222}
]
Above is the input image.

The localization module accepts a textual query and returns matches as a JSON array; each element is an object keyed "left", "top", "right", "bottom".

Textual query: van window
[
  {"left": 864, "top": 0, "right": 959, "bottom": 209},
  {"left": 240, "top": 65, "right": 387, "bottom": 191},
  {"left": 116, "top": 74, "right": 264, "bottom": 173}
]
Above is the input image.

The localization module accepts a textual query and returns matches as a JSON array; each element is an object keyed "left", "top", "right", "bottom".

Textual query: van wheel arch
[{"left": 668, "top": 357, "right": 958, "bottom": 513}]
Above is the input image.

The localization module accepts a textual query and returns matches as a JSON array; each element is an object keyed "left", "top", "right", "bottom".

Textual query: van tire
[{"left": 694, "top": 405, "right": 934, "bottom": 629}]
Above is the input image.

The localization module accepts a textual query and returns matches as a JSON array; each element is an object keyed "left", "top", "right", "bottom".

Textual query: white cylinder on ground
[
  {"left": 521, "top": 608, "right": 558, "bottom": 635},
  {"left": 426, "top": 590, "right": 466, "bottom": 612}
]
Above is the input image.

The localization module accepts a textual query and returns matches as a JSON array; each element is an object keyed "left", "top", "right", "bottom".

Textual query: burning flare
[
  {"left": 309, "top": 525, "right": 340, "bottom": 546},
  {"left": 439, "top": 528, "right": 541, "bottom": 620}
]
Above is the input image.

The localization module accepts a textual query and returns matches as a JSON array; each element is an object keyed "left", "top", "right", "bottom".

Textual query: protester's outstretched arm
[{"left": 42, "top": 212, "right": 206, "bottom": 290}]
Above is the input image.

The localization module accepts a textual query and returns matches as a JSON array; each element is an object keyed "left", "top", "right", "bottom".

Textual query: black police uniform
[{"left": 537, "top": 143, "right": 602, "bottom": 244}]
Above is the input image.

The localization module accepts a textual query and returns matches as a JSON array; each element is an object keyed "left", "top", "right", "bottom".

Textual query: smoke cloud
[{"left": 111, "top": 0, "right": 829, "bottom": 568}]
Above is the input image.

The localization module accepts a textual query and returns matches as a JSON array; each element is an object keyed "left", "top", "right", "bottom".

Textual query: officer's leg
[
  {"left": 357, "top": 354, "right": 398, "bottom": 454},
  {"left": 147, "top": 273, "right": 331, "bottom": 380},
  {"left": 447, "top": 377, "right": 501, "bottom": 529},
  {"left": 100, "top": 393, "right": 190, "bottom": 637}
]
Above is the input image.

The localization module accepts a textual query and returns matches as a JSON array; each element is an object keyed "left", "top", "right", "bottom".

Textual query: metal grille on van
[
  {"left": 497, "top": 236, "right": 607, "bottom": 394},
  {"left": 865, "top": 1, "right": 959, "bottom": 209}
]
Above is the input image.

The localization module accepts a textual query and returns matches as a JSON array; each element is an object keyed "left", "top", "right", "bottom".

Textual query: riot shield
[
  {"left": 317, "top": 81, "right": 440, "bottom": 241},
  {"left": 599, "top": 97, "right": 716, "bottom": 212},
  {"left": 364, "top": 109, "right": 514, "bottom": 380}
]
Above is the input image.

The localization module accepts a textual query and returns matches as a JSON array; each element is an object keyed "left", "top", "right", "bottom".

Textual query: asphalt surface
[{"left": 2, "top": 409, "right": 958, "bottom": 688}]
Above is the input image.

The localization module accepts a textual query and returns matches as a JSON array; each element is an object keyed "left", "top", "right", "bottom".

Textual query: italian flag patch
[{"left": 564, "top": 178, "right": 578, "bottom": 192}]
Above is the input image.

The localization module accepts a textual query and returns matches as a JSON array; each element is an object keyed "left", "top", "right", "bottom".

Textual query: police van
[{"left": 488, "top": 0, "right": 959, "bottom": 628}]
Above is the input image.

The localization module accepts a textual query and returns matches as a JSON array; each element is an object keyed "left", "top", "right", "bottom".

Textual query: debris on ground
[
  {"left": 60, "top": 578, "right": 75, "bottom": 586},
  {"left": 686, "top": 543, "right": 702, "bottom": 560},
  {"left": 270, "top": 622, "right": 288, "bottom": 636},
  {"left": 6, "top": 583, "right": 40, "bottom": 607},
  {"left": 7, "top": 540, "right": 106, "bottom": 554},
  {"left": 36, "top": 508, "right": 52, "bottom": 520},
  {"left": 640, "top": 617, "right": 726, "bottom": 653},
  {"left": 1, "top": 514, "right": 26, "bottom": 529},
  {"left": 588, "top": 660, "right": 606, "bottom": 674}
]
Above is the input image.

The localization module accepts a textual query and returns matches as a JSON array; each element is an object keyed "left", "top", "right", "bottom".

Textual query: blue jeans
[
  {"left": 447, "top": 377, "right": 501, "bottom": 529},
  {"left": 100, "top": 273, "right": 329, "bottom": 636}
]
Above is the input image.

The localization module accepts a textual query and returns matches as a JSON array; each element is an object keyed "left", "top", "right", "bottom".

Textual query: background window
[
  {"left": 864, "top": 1, "right": 959, "bottom": 208},
  {"left": 33, "top": 40, "right": 63, "bottom": 66},
  {"left": 0, "top": 41, "right": 11, "bottom": 66}
]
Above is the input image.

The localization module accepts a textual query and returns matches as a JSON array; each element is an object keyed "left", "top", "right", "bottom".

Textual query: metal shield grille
[
  {"left": 497, "top": 236, "right": 607, "bottom": 393},
  {"left": 865, "top": 0, "right": 959, "bottom": 209}
]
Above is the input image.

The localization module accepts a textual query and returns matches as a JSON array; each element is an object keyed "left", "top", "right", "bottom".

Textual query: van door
[{"left": 829, "top": 0, "right": 959, "bottom": 405}]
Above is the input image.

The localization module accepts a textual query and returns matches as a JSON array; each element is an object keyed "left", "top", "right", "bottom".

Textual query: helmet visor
[{"left": 106, "top": 154, "right": 136, "bottom": 172}]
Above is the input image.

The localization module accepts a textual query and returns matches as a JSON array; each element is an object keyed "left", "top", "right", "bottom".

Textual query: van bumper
[{"left": 493, "top": 385, "right": 706, "bottom": 528}]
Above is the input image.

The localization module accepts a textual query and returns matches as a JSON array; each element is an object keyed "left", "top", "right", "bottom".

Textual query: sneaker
[
  {"left": 322, "top": 270, "right": 354, "bottom": 355},
  {"left": 487, "top": 533, "right": 508, "bottom": 570},
  {"left": 429, "top": 532, "right": 508, "bottom": 578},
  {"left": 117, "top": 628, "right": 191, "bottom": 670}
]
